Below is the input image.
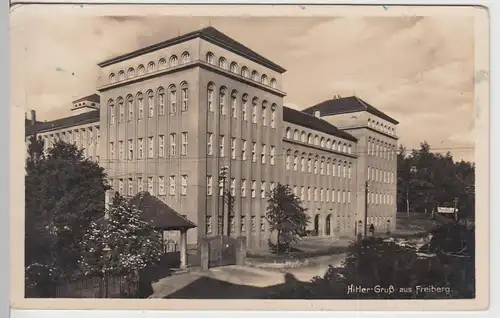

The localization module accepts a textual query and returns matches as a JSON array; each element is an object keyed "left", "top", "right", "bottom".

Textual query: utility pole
[
  {"left": 219, "top": 166, "right": 229, "bottom": 236},
  {"left": 364, "top": 181, "right": 369, "bottom": 236},
  {"left": 453, "top": 197, "right": 459, "bottom": 223}
]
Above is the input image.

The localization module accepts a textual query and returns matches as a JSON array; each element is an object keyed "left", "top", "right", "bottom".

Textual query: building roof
[
  {"left": 283, "top": 106, "right": 358, "bottom": 142},
  {"left": 128, "top": 192, "right": 197, "bottom": 231},
  {"left": 302, "top": 96, "right": 399, "bottom": 125},
  {"left": 98, "top": 26, "right": 287, "bottom": 74},
  {"left": 73, "top": 93, "right": 101, "bottom": 104},
  {"left": 25, "top": 110, "right": 100, "bottom": 136}
]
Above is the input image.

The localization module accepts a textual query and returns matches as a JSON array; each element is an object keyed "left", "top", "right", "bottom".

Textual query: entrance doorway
[{"left": 314, "top": 214, "right": 319, "bottom": 236}]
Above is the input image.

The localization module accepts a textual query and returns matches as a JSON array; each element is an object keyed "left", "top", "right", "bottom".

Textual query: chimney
[{"left": 30, "top": 110, "right": 36, "bottom": 126}]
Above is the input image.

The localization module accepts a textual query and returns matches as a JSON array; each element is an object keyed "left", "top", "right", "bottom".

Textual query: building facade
[{"left": 25, "top": 27, "right": 398, "bottom": 250}]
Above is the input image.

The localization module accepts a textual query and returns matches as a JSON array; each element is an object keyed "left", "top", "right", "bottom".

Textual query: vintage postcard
[{"left": 10, "top": 2, "right": 490, "bottom": 312}]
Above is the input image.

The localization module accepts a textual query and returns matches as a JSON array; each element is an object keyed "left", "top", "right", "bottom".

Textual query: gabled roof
[
  {"left": 283, "top": 106, "right": 357, "bottom": 142},
  {"left": 302, "top": 96, "right": 399, "bottom": 125},
  {"left": 25, "top": 110, "right": 100, "bottom": 136},
  {"left": 73, "top": 93, "right": 100, "bottom": 104},
  {"left": 98, "top": 26, "right": 286, "bottom": 74},
  {"left": 128, "top": 192, "right": 197, "bottom": 231}
]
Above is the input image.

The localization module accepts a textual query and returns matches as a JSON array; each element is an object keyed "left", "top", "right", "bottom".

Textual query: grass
[{"left": 247, "top": 245, "right": 349, "bottom": 263}]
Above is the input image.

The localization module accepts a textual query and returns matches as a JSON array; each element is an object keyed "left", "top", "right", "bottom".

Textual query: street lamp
[
  {"left": 386, "top": 220, "right": 391, "bottom": 235},
  {"left": 219, "top": 166, "right": 229, "bottom": 236},
  {"left": 102, "top": 245, "right": 111, "bottom": 298}
]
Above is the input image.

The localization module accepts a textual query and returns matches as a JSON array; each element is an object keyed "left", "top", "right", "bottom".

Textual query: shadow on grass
[{"left": 247, "top": 245, "right": 349, "bottom": 263}]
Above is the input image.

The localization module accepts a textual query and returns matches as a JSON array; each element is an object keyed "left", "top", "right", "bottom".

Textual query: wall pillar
[
  {"left": 200, "top": 238, "right": 209, "bottom": 271},
  {"left": 236, "top": 236, "right": 247, "bottom": 265},
  {"left": 180, "top": 229, "right": 188, "bottom": 270}
]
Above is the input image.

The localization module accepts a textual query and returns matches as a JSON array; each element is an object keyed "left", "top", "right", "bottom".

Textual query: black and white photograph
[{"left": 10, "top": 3, "right": 489, "bottom": 311}]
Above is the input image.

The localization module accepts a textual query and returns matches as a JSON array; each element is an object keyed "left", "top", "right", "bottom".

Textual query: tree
[
  {"left": 266, "top": 183, "right": 310, "bottom": 253},
  {"left": 25, "top": 140, "right": 110, "bottom": 296},
  {"left": 78, "top": 192, "right": 163, "bottom": 278}
]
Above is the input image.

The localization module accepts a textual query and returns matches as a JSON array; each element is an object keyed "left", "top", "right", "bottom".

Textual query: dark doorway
[
  {"left": 325, "top": 214, "right": 331, "bottom": 236},
  {"left": 314, "top": 214, "right": 319, "bottom": 236}
]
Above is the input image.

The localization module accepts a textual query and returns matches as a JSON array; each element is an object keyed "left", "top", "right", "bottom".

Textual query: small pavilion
[{"left": 128, "top": 192, "right": 197, "bottom": 270}]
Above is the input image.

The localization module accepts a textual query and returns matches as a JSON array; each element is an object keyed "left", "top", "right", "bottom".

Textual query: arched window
[
  {"left": 147, "top": 62, "right": 156, "bottom": 72},
  {"left": 270, "top": 78, "right": 277, "bottom": 88},
  {"left": 326, "top": 139, "right": 331, "bottom": 149},
  {"left": 136, "top": 92, "right": 144, "bottom": 119},
  {"left": 127, "top": 68, "right": 135, "bottom": 78},
  {"left": 241, "top": 66, "right": 249, "bottom": 78},
  {"left": 262, "top": 101, "right": 268, "bottom": 126},
  {"left": 367, "top": 118, "right": 372, "bottom": 127},
  {"left": 261, "top": 74, "right": 268, "bottom": 85},
  {"left": 157, "top": 87, "right": 165, "bottom": 115},
  {"left": 230, "top": 62, "right": 238, "bottom": 73},
  {"left": 218, "top": 57, "right": 227, "bottom": 69},
  {"left": 343, "top": 143, "right": 347, "bottom": 153},
  {"left": 146, "top": 90, "right": 154, "bottom": 117},
  {"left": 168, "top": 85, "right": 177, "bottom": 114},
  {"left": 307, "top": 133, "right": 313, "bottom": 144},
  {"left": 348, "top": 144, "right": 352, "bottom": 154},
  {"left": 207, "top": 83, "right": 215, "bottom": 112},
  {"left": 137, "top": 65, "right": 145, "bottom": 76},
  {"left": 326, "top": 159, "right": 331, "bottom": 175},
  {"left": 109, "top": 73, "right": 116, "bottom": 83},
  {"left": 270, "top": 103, "right": 277, "bottom": 128},
  {"left": 320, "top": 159, "right": 325, "bottom": 175},
  {"left": 332, "top": 141, "right": 336, "bottom": 150},
  {"left": 301, "top": 132, "right": 306, "bottom": 143},
  {"left": 320, "top": 137, "right": 325, "bottom": 148},
  {"left": 108, "top": 99, "right": 115, "bottom": 124},
  {"left": 308, "top": 155, "right": 313, "bottom": 173},
  {"left": 181, "top": 52, "right": 190, "bottom": 64},
  {"left": 251, "top": 70, "right": 259, "bottom": 81},
  {"left": 180, "top": 82, "right": 188, "bottom": 112},
  {"left": 293, "top": 129, "right": 299, "bottom": 141},
  {"left": 314, "top": 135, "right": 320, "bottom": 146},
  {"left": 126, "top": 94, "right": 134, "bottom": 121},
  {"left": 293, "top": 152, "right": 299, "bottom": 171},
  {"left": 117, "top": 96, "right": 124, "bottom": 122},
  {"left": 285, "top": 150, "right": 291, "bottom": 170},
  {"left": 230, "top": 90, "right": 238, "bottom": 118},
  {"left": 219, "top": 87, "right": 227, "bottom": 116},
  {"left": 285, "top": 127, "right": 292, "bottom": 139},
  {"left": 314, "top": 157, "right": 319, "bottom": 174},
  {"left": 301, "top": 154, "right": 306, "bottom": 172},
  {"left": 206, "top": 52, "right": 215, "bottom": 64},
  {"left": 241, "top": 94, "right": 248, "bottom": 120},
  {"left": 118, "top": 70, "right": 125, "bottom": 81},
  {"left": 169, "top": 55, "right": 178, "bottom": 67},
  {"left": 158, "top": 58, "right": 167, "bottom": 70}
]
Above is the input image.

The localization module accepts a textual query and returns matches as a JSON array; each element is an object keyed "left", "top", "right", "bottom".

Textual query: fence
[{"left": 55, "top": 274, "right": 139, "bottom": 298}]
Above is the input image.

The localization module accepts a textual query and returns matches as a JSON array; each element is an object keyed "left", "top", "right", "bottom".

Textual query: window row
[
  {"left": 293, "top": 186, "right": 352, "bottom": 204},
  {"left": 109, "top": 133, "right": 188, "bottom": 160},
  {"left": 40, "top": 127, "right": 100, "bottom": 149},
  {"left": 207, "top": 177, "right": 277, "bottom": 199},
  {"left": 206, "top": 83, "right": 277, "bottom": 128},
  {"left": 285, "top": 151, "right": 352, "bottom": 178},
  {"left": 108, "top": 84, "right": 189, "bottom": 124},
  {"left": 205, "top": 52, "right": 278, "bottom": 89},
  {"left": 205, "top": 215, "right": 267, "bottom": 234},
  {"left": 108, "top": 52, "right": 191, "bottom": 84},
  {"left": 367, "top": 138, "right": 396, "bottom": 159},
  {"left": 206, "top": 134, "right": 276, "bottom": 164},
  {"left": 285, "top": 127, "right": 353, "bottom": 155},
  {"left": 368, "top": 118, "right": 396, "bottom": 136},
  {"left": 367, "top": 192, "right": 395, "bottom": 205},
  {"left": 110, "top": 175, "right": 189, "bottom": 196},
  {"left": 368, "top": 167, "right": 395, "bottom": 184}
]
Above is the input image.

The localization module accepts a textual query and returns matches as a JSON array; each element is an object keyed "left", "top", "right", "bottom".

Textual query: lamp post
[
  {"left": 453, "top": 197, "right": 459, "bottom": 223},
  {"left": 407, "top": 165, "right": 418, "bottom": 218},
  {"left": 386, "top": 219, "right": 391, "bottom": 235},
  {"left": 219, "top": 166, "right": 229, "bottom": 236},
  {"left": 364, "top": 181, "right": 369, "bottom": 236},
  {"left": 102, "top": 245, "right": 111, "bottom": 298}
]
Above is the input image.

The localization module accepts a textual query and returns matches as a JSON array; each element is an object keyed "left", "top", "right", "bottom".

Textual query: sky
[{"left": 11, "top": 5, "right": 477, "bottom": 162}]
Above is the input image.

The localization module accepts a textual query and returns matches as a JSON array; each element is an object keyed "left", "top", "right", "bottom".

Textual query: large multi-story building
[{"left": 25, "top": 27, "right": 398, "bottom": 250}]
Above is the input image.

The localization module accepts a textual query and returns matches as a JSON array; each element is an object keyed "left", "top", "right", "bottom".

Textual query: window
[
  {"left": 158, "top": 58, "right": 167, "bottom": 70},
  {"left": 219, "top": 135, "right": 225, "bottom": 158},
  {"left": 109, "top": 100, "right": 115, "bottom": 124},
  {"left": 181, "top": 175, "right": 188, "bottom": 195},
  {"left": 301, "top": 157, "right": 305, "bottom": 172},
  {"left": 118, "top": 179, "right": 124, "bottom": 194},
  {"left": 230, "top": 178, "right": 235, "bottom": 197},
  {"left": 270, "top": 182, "right": 276, "bottom": 192},
  {"left": 207, "top": 176, "right": 213, "bottom": 195},
  {"left": 293, "top": 155, "right": 298, "bottom": 171},
  {"left": 169, "top": 176, "right": 176, "bottom": 195},
  {"left": 337, "top": 164, "right": 341, "bottom": 177},
  {"left": 138, "top": 177, "right": 143, "bottom": 192},
  {"left": 307, "top": 158, "right": 312, "bottom": 173},
  {"left": 348, "top": 145, "right": 352, "bottom": 154},
  {"left": 206, "top": 216, "right": 212, "bottom": 234},
  {"left": 293, "top": 185, "right": 298, "bottom": 196},
  {"left": 252, "top": 99, "right": 257, "bottom": 123},
  {"left": 348, "top": 166, "right": 352, "bottom": 179},
  {"left": 109, "top": 73, "right": 116, "bottom": 83},
  {"left": 241, "top": 67, "right": 249, "bottom": 78},
  {"left": 170, "top": 133, "right": 176, "bottom": 156},
  {"left": 169, "top": 86, "right": 177, "bottom": 113},
  {"left": 262, "top": 103, "right": 267, "bottom": 126},
  {"left": 332, "top": 190, "right": 336, "bottom": 202},
  {"left": 286, "top": 153, "right": 291, "bottom": 170},
  {"left": 251, "top": 180, "right": 256, "bottom": 198},
  {"left": 219, "top": 88, "right": 226, "bottom": 115},
  {"left": 181, "top": 52, "right": 190, "bottom": 64},
  {"left": 314, "top": 160, "right": 318, "bottom": 174},
  {"left": 271, "top": 105, "right": 276, "bottom": 128},
  {"left": 300, "top": 187, "right": 305, "bottom": 200},
  {"left": 137, "top": 93, "right": 144, "bottom": 119},
  {"left": 109, "top": 142, "right": 115, "bottom": 159},
  {"left": 219, "top": 57, "right": 227, "bottom": 69},
  {"left": 260, "top": 181, "right": 266, "bottom": 199},
  {"left": 158, "top": 88, "right": 165, "bottom": 115},
  {"left": 147, "top": 91, "right": 154, "bottom": 117},
  {"left": 159, "top": 135, "right": 164, "bottom": 157},
  {"left": 242, "top": 140, "right": 247, "bottom": 160},
  {"left": 252, "top": 143, "right": 257, "bottom": 163},
  {"left": 343, "top": 165, "right": 347, "bottom": 178},
  {"left": 320, "top": 138, "right": 325, "bottom": 148},
  {"left": 128, "top": 139, "right": 133, "bottom": 160},
  {"left": 270, "top": 78, "right": 277, "bottom": 88},
  {"left": 148, "top": 136, "right": 154, "bottom": 158},
  {"left": 118, "top": 98, "right": 124, "bottom": 122},
  {"left": 270, "top": 146, "right": 275, "bottom": 165},
  {"left": 308, "top": 134, "right": 313, "bottom": 144},
  {"left": 342, "top": 191, "right": 346, "bottom": 203},
  {"left": 251, "top": 70, "right": 259, "bottom": 81},
  {"left": 338, "top": 190, "right": 342, "bottom": 203},
  {"left": 168, "top": 55, "right": 178, "bottom": 67},
  {"left": 181, "top": 84, "right": 188, "bottom": 112},
  {"left": 294, "top": 130, "right": 299, "bottom": 141},
  {"left": 261, "top": 74, "right": 268, "bottom": 85},
  {"left": 320, "top": 188, "right": 324, "bottom": 202},
  {"left": 147, "top": 62, "right": 155, "bottom": 72},
  {"left": 307, "top": 187, "right": 312, "bottom": 201},
  {"left": 119, "top": 141, "right": 124, "bottom": 160},
  {"left": 159, "top": 176, "right": 165, "bottom": 195},
  {"left": 320, "top": 161, "right": 325, "bottom": 175},
  {"left": 137, "top": 65, "right": 145, "bottom": 76},
  {"left": 231, "top": 92, "right": 237, "bottom": 118},
  {"left": 138, "top": 138, "right": 143, "bottom": 159},
  {"left": 314, "top": 188, "right": 318, "bottom": 201},
  {"left": 147, "top": 177, "right": 153, "bottom": 194},
  {"left": 241, "top": 179, "right": 247, "bottom": 197},
  {"left": 348, "top": 191, "right": 351, "bottom": 203},
  {"left": 242, "top": 95, "right": 248, "bottom": 120},
  {"left": 231, "top": 138, "right": 236, "bottom": 159},
  {"left": 128, "top": 178, "right": 133, "bottom": 196},
  {"left": 326, "top": 161, "right": 330, "bottom": 175},
  {"left": 241, "top": 216, "right": 246, "bottom": 232},
  {"left": 219, "top": 178, "right": 224, "bottom": 197},
  {"left": 207, "top": 133, "right": 213, "bottom": 155},
  {"left": 261, "top": 144, "right": 266, "bottom": 164},
  {"left": 326, "top": 189, "right": 330, "bottom": 202},
  {"left": 181, "top": 132, "right": 188, "bottom": 156},
  {"left": 207, "top": 84, "right": 214, "bottom": 112},
  {"left": 118, "top": 71, "right": 125, "bottom": 81},
  {"left": 127, "top": 96, "right": 134, "bottom": 121}
]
